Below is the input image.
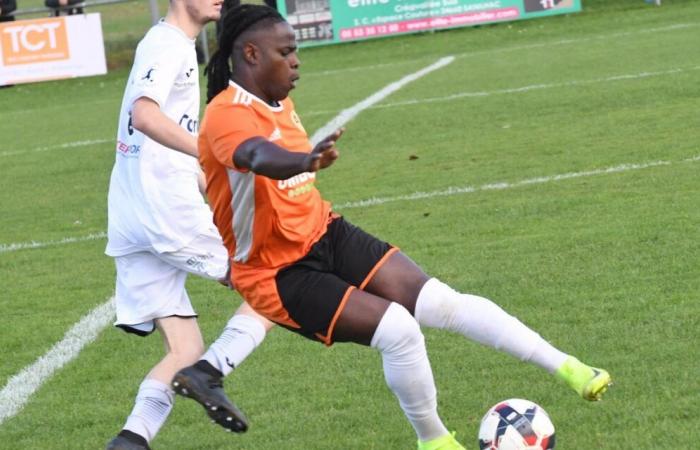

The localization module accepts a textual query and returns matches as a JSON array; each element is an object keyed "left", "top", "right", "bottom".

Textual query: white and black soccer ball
[{"left": 478, "top": 398, "right": 556, "bottom": 450}]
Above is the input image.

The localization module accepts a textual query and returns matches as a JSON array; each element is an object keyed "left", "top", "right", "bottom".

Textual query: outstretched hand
[{"left": 308, "top": 128, "right": 345, "bottom": 172}]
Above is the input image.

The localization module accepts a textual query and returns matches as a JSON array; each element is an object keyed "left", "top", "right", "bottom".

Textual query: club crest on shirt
[{"left": 290, "top": 110, "right": 305, "bottom": 133}]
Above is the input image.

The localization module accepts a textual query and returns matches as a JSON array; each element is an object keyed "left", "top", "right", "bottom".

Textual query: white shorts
[{"left": 113, "top": 226, "right": 228, "bottom": 336}]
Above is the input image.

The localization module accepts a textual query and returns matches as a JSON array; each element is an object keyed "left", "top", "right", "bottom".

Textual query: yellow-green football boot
[
  {"left": 418, "top": 432, "right": 466, "bottom": 450},
  {"left": 556, "top": 356, "right": 612, "bottom": 401}
]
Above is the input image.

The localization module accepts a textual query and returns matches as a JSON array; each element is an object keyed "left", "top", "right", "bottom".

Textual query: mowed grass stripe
[
  {"left": 303, "top": 63, "right": 700, "bottom": 117},
  {"left": 4, "top": 61, "right": 696, "bottom": 158},
  {"left": 0, "top": 139, "right": 111, "bottom": 158},
  {"left": 2, "top": 153, "right": 697, "bottom": 254},
  {"left": 335, "top": 154, "right": 699, "bottom": 209}
]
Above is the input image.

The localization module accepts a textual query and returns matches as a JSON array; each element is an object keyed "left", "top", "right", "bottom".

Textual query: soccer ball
[{"left": 478, "top": 399, "right": 555, "bottom": 450}]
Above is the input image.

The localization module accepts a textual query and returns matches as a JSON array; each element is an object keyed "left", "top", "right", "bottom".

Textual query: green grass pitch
[{"left": 0, "top": 1, "right": 699, "bottom": 448}]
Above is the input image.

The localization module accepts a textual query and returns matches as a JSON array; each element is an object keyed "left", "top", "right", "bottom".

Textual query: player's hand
[{"left": 308, "top": 128, "right": 344, "bottom": 172}]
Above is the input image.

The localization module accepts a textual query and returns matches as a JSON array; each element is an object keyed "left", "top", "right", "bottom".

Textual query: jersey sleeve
[
  {"left": 205, "top": 103, "right": 263, "bottom": 170},
  {"left": 126, "top": 45, "right": 184, "bottom": 109}
]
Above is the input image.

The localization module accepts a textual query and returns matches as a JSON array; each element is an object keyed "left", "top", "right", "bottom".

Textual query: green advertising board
[{"left": 276, "top": 0, "right": 581, "bottom": 47}]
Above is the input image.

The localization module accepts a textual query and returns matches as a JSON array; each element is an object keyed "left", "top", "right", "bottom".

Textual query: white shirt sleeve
[{"left": 127, "top": 45, "right": 184, "bottom": 109}]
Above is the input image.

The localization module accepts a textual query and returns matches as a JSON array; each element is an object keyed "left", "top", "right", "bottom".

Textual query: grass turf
[{"left": 1, "top": 1, "right": 698, "bottom": 448}]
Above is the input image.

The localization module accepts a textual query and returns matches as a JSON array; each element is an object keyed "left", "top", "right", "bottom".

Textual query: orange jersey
[{"left": 199, "top": 81, "right": 331, "bottom": 326}]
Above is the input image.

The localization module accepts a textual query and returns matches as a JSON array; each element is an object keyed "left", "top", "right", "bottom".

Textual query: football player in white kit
[{"left": 104, "top": 1, "right": 273, "bottom": 449}]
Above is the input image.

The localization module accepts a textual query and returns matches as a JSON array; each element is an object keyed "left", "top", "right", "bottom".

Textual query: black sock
[{"left": 117, "top": 429, "right": 149, "bottom": 448}]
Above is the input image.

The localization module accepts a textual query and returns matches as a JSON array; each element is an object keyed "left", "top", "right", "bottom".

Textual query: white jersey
[{"left": 106, "top": 21, "right": 213, "bottom": 256}]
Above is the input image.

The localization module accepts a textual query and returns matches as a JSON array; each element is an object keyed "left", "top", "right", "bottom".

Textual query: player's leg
[
  {"left": 165, "top": 229, "right": 270, "bottom": 431},
  {"left": 107, "top": 253, "right": 203, "bottom": 450},
  {"left": 280, "top": 217, "right": 462, "bottom": 448},
  {"left": 170, "top": 216, "right": 462, "bottom": 447},
  {"left": 365, "top": 250, "right": 612, "bottom": 401},
  {"left": 199, "top": 301, "right": 273, "bottom": 375},
  {"left": 171, "top": 301, "right": 268, "bottom": 432},
  {"left": 333, "top": 289, "right": 462, "bottom": 449},
  {"left": 108, "top": 317, "right": 204, "bottom": 450},
  {"left": 149, "top": 316, "right": 205, "bottom": 382},
  {"left": 162, "top": 226, "right": 275, "bottom": 375}
]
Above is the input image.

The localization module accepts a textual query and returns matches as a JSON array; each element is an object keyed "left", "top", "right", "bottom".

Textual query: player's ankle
[{"left": 194, "top": 359, "right": 223, "bottom": 378}]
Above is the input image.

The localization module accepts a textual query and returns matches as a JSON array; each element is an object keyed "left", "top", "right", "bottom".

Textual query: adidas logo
[{"left": 268, "top": 127, "right": 282, "bottom": 141}]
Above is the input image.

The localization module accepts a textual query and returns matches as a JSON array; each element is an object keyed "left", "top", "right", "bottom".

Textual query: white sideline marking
[
  {"left": 310, "top": 56, "right": 455, "bottom": 145},
  {"left": 335, "top": 155, "right": 698, "bottom": 209},
  {"left": 5, "top": 21, "right": 696, "bottom": 156},
  {"left": 0, "top": 298, "right": 115, "bottom": 425},
  {"left": 4, "top": 63, "right": 694, "bottom": 158},
  {"left": 3, "top": 155, "right": 698, "bottom": 255},
  {"left": 5, "top": 63, "right": 691, "bottom": 157},
  {"left": 0, "top": 232, "right": 107, "bottom": 254},
  {"left": 0, "top": 139, "right": 111, "bottom": 157},
  {"left": 1, "top": 57, "right": 454, "bottom": 158},
  {"left": 302, "top": 22, "right": 697, "bottom": 78},
  {"left": 8, "top": 98, "right": 116, "bottom": 117},
  {"left": 0, "top": 58, "right": 452, "bottom": 426},
  {"left": 373, "top": 66, "right": 700, "bottom": 109},
  {"left": 303, "top": 65, "right": 698, "bottom": 117}
]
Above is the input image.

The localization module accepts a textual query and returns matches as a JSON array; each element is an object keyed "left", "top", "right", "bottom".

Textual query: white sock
[
  {"left": 414, "top": 278, "right": 569, "bottom": 373},
  {"left": 123, "top": 379, "right": 174, "bottom": 443},
  {"left": 371, "top": 302, "right": 449, "bottom": 442},
  {"left": 202, "top": 314, "right": 266, "bottom": 376}
]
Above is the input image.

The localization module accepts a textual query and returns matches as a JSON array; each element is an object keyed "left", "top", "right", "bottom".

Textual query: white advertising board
[{"left": 0, "top": 13, "right": 107, "bottom": 86}]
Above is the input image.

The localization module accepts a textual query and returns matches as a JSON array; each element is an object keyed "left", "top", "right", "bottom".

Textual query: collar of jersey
[
  {"left": 228, "top": 80, "right": 284, "bottom": 112},
  {"left": 157, "top": 19, "right": 196, "bottom": 45}
]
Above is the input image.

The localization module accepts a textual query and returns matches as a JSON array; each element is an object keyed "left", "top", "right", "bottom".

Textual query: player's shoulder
[
  {"left": 203, "top": 87, "right": 257, "bottom": 130},
  {"left": 210, "top": 84, "right": 273, "bottom": 116},
  {"left": 136, "top": 23, "right": 190, "bottom": 59},
  {"left": 209, "top": 85, "right": 250, "bottom": 111}
]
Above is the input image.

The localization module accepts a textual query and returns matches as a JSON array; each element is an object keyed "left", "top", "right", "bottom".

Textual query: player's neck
[
  {"left": 164, "top": 10, "right": 204, "bottom": 40},
  {"left": 232, "top": 74, "right": 275, "bottom": 106}
]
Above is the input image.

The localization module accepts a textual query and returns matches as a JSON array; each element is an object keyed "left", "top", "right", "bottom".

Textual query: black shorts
[{"left": 275, "top": 216, "right": 396, "bottom": 345}]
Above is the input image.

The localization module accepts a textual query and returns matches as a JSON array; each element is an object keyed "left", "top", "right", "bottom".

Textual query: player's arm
[
  {"left": 233, "top": 128, "right": 344, "bottom": 180},
  {"left": 131, "top": 97, "right": 198, "bottom": 157},
  {"left": 197, "top": 168, "right": 207, "bottom": 196}
]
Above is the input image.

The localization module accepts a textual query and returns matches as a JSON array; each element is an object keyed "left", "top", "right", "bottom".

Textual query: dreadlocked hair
[{"left": 205, "top": 4, "right": 285, "bottom": 103}]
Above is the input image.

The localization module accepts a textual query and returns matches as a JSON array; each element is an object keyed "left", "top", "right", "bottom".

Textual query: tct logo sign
[{"left": 0, "top": 18, "right": 70, "bottom": 66}]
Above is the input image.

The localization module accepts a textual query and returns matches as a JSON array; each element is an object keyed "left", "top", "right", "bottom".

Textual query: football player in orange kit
[{"left": 174, "top": 5, "right": 612, "bottom": 449}]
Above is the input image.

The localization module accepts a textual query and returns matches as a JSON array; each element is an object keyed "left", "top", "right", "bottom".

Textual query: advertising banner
[
  {"left": 277, "top": 0, "right": 581, "bottom": 47},
  {"left": 0, "top": 13, "right": 107, "bottom": 86}
]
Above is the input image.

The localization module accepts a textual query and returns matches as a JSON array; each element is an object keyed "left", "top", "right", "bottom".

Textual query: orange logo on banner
[{"left": 0, "top": 18, "right": 70, "bottom": 66}]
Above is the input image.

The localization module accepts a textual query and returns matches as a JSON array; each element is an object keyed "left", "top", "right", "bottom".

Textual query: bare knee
[
  {"left": 168, "top": 342, "right": 205, "bottom": 366},
  {"left": 156, "top": 316, "right": 205, "bottom": 367}
]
